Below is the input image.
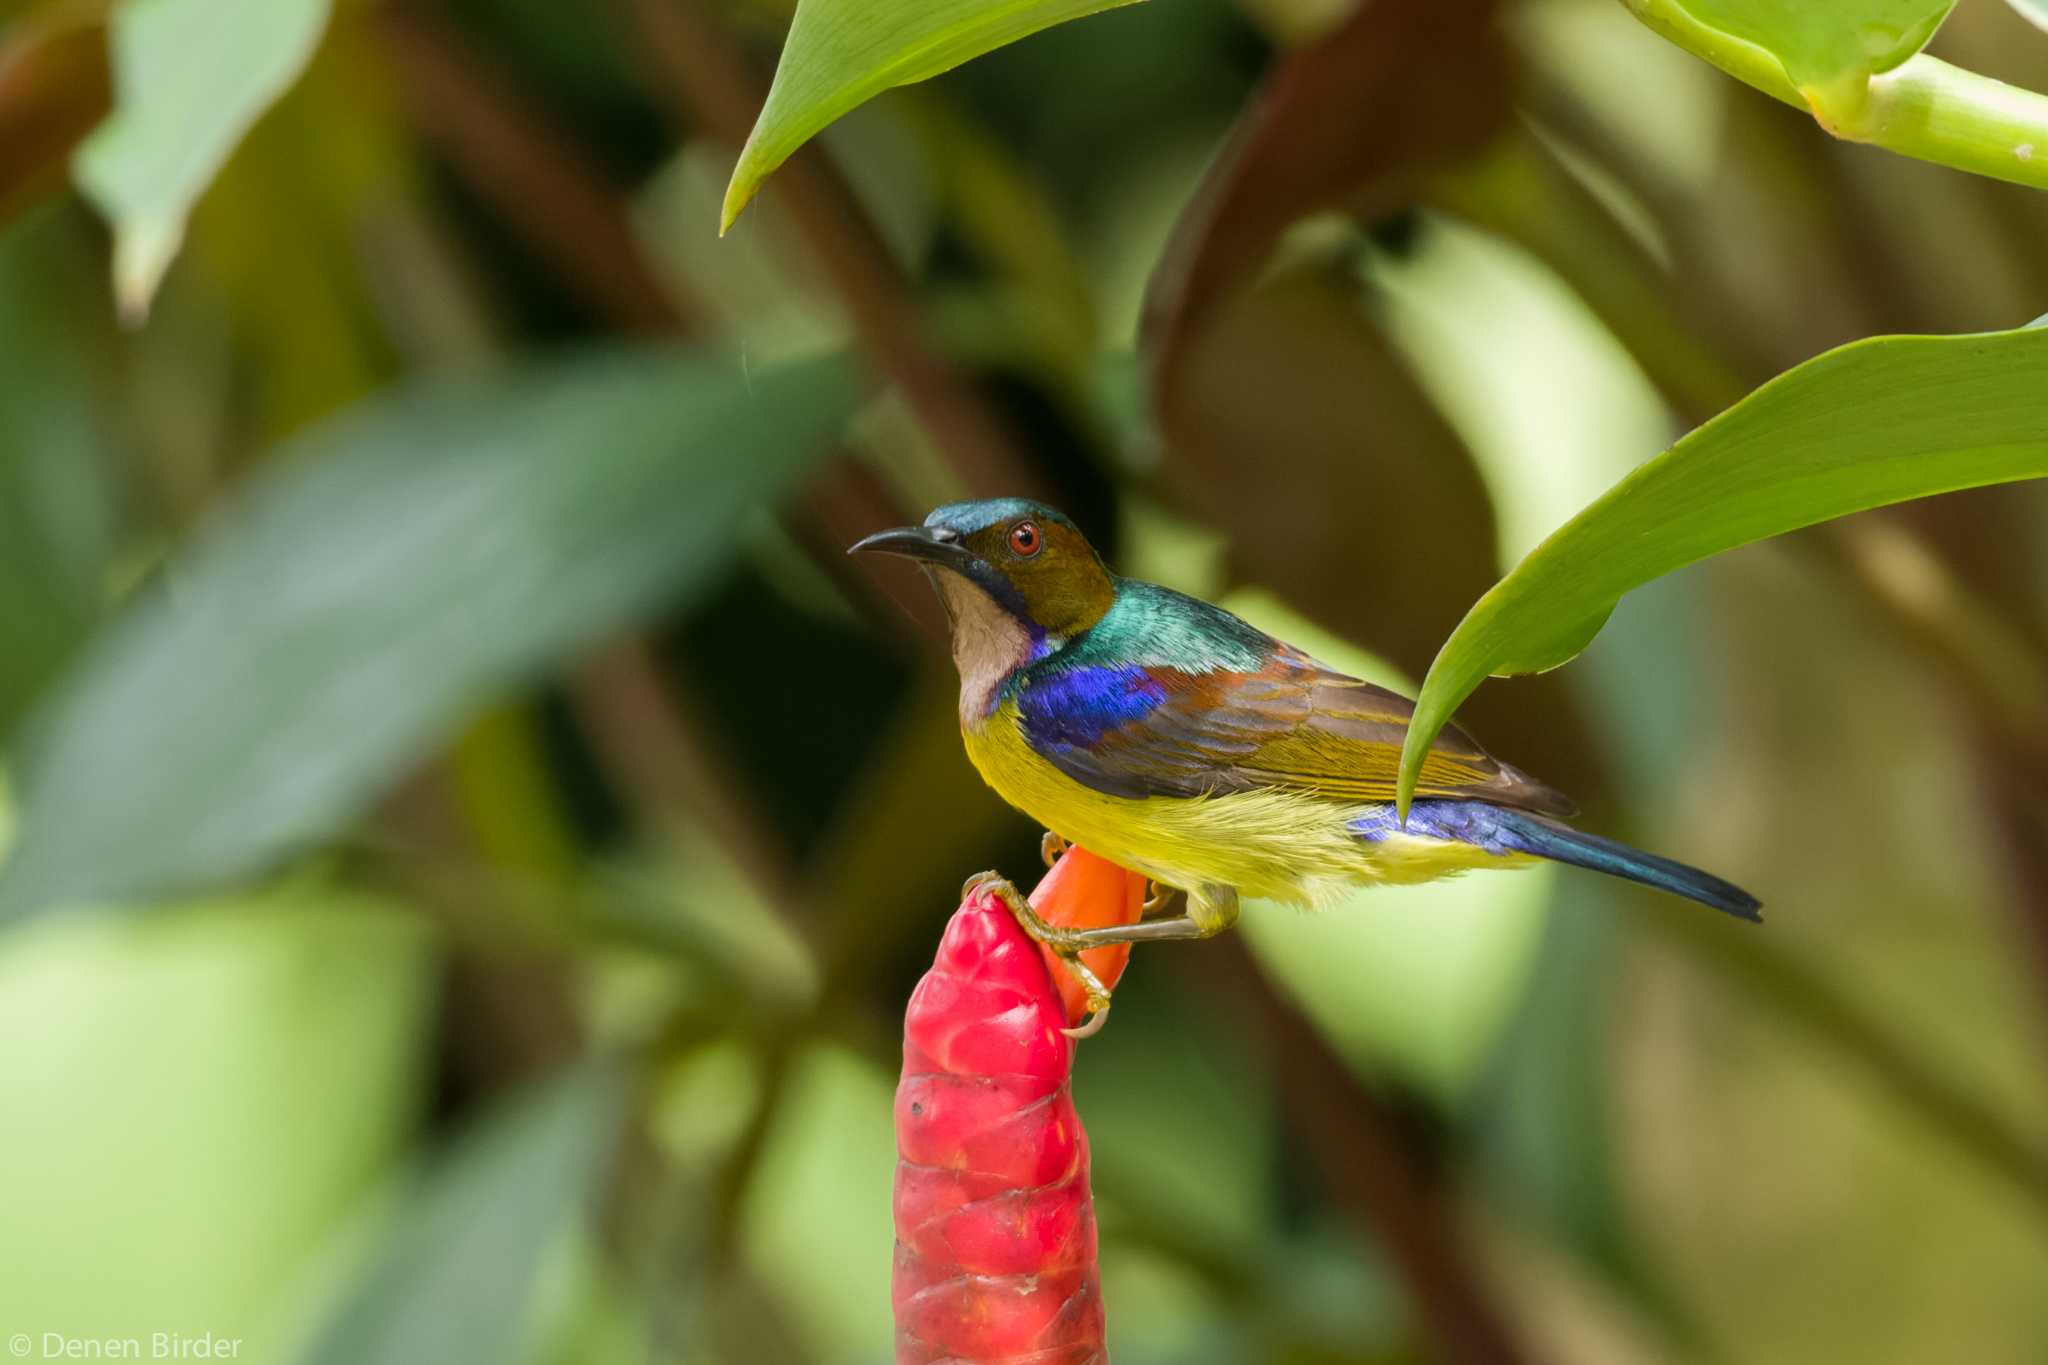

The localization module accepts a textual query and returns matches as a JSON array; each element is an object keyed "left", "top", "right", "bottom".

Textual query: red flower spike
[{"left": 892, "top": 846, "right": 1145, "bottom": 1365}]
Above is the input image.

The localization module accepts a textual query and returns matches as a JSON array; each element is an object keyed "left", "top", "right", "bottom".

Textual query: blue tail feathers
[{"left": 1355, "top": 801, "right": 1762, "bottom": 922}]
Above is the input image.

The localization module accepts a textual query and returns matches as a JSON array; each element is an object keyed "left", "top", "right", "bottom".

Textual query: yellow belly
[{"left": 962, "top": 701, "right": 1527, "bottom": 907}]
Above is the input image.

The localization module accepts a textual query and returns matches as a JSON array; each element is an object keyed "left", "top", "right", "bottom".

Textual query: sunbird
[{"left": 852, "top": 498, "right": 1759, "bottom": 1020}]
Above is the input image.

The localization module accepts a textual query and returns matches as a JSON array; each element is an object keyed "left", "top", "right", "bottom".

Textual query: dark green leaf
[
  {"left": 1399, "top": 326, "right": 2048, "bottom": 812},
  {"left": 300, "top": 1065, "right": 625, "bottom": 1365},
  {"left": 0, "top": 349, "right": 857, "bottom": 920},
  {"left": 722, "top": 0, "right": 1144, "bottom": 231},
  {"left": 0, "top": 206, "right": 118, "bottom": 735}
]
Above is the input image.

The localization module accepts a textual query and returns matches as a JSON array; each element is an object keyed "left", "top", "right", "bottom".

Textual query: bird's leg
[
  {"left": 1017, "top": 882, "right": 1242, "bottom": 949},
  {"left": 1141, "top": 880, "right": 1178, "bottom": 917},
  {"left": 961, "top": 871, "right": 1115, "bottom": 1024},
  {"left": 1040, "top": 830, "right": 1068, "bottom": 868}
]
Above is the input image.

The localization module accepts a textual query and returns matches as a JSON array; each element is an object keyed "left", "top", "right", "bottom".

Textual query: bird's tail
[{"left": 1486, "top": 807, "right": 1761, "bottom": 922}]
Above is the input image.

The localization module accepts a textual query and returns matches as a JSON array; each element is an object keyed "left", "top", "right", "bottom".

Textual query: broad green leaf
[
  {"left": 0, "top": 349, "right": 856, "bottom": 921},
  {"left": 738, "top": 1044, "right": 897, "bottom": 1361},
  {"left": 301, "top": 1065, "right": 625, "bottom": 1365},
  {"left": 721, "top": 0, "right": 1144, "bottom": 232},
  {"left": 1397, "top": 326, "right": 2048, "bottom": 813},
  {"left": 2006, "top": 0, "right": 2048, "bottom": 33},
  {"left": 72, "top": 0, "right": 330, "bottom": 318},
  {"left": 0, "top": 892, "right": 435, "bottom": 1360}
]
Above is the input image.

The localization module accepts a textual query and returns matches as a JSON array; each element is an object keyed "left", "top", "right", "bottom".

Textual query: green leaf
[
  {"left": 738, "top": 1044, "right": 897, "bottom": 1361},
  {"left": 1623, "top": 0, "right": 1952, "bottom": 101},
  {"left": 2006, "top": 0, "right": 2048, "bottom": 33},
  {"left": 0, "top": 892, "right": 435, "bottom": 1359},
  {"left": 301, "top": 1065, "right": 626, "bottom": 1365},
  {"left": 1398, "top": 325, "right": 2048, "bottom": 813},
  {"left": 1625, "top": 0, "right": 2048, "bottom": 191},
  {"left": 721, "top": 0, "right": 1145, "bottom": 232},
  {"left": 0, "top": 349, "right": 857, "bottom": 921},
  {"left": 72, "top": 0, "right": 331, "bottom": 318},
  {"left": 0, "top": 206, "right": 119, "bottom": 735}
]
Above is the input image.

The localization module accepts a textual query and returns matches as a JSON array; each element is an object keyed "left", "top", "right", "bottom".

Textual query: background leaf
[
  {"left": 2005, "top": 0, "right": 2048, "bottom": 33},
  {"left": 1139, "top": 0, "right": 1502, "bottom": 367},
  {"left": 0, "top": 204, "right": 118, "bottom": 735},
  {"left": 721, "top": 0, "right": 1145, "bottom": 231},
  {"left": 300, "top": 1064, "right": 624, "bottom": 1365},
  {"left": 1398, "top": 325, "right": 2048, "bottom": 811},
  {"left": 0, "top": 892, "right": 436, "bottom": 1361},
  {"left": 72, "top": 0, "right": 331, "bottom": 316},
  {"left": 0, "top": 349, "right": 856, "bottom": 920}
]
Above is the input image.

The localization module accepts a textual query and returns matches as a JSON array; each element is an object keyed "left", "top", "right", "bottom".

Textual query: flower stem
[{"left": 1623, "top": 0, "right": 2048, "bottom": 192}]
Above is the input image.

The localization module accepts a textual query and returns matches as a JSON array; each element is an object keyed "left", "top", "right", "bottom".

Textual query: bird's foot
[
  {"left": 1040, "top": 830, "right": 1068, "bottom": 869},
  {"left": 1142, "top": 880, "right": 1178, "bottom": 917},
  {"left": 961, "top": 870, "right": 1113, "bottom": 1034}
]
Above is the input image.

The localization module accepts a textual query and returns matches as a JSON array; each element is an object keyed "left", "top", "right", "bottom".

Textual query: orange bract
[{"left": 1028, "top": 845, "right": 1148, "bottom": 1025}]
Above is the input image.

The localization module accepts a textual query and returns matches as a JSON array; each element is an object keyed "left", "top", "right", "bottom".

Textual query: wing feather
[{"left": 1015, "top": 643, "right": 1573, "bottom": 816}]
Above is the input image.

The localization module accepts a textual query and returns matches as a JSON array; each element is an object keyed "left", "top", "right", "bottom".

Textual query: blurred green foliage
[{"left": 2, "top": 1, "right": 2047, "bottom": 1364}]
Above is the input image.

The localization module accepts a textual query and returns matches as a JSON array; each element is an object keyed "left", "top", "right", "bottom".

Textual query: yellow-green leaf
[
  {"left": 72, "top": 0, "right": 330, "bottom": 318},
  {"left": 1633, "top": 0, "right": 1953, "bottom": 90},
  {"left": 1397, "top": 325, "right": 2048, "bottom": 814},
  {"left": 721, "top": 0, "right": 1144, "bottom": 232},
  {"left": 302, "top": 1065, "right": 626, "bottom": 1365}
]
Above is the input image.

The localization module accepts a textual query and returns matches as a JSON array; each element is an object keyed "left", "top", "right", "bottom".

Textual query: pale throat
[{"left": 933, "top": 573, "right": 1053, "bottom": 727}]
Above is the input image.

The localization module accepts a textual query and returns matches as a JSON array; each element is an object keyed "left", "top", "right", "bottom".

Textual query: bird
[{"left": 851, "top": 497, "right": 1759, "bottom": 1022}]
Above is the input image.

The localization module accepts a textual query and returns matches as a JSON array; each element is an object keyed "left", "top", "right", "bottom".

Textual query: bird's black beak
[{"left": 847, "top": 525, "right": 975, "bottom": 570}]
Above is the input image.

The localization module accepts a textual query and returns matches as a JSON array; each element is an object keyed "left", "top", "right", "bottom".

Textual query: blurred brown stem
[
  {"left": 1647, "top": 904, "right": 2048, "bottom": 1217},
  {"left": 1198, "top": 937, "right": 1538, "bottom": 1365},
  {"left": 377, "top": 5, "right": 869, "bottom": 933},
  {"left": 570, "top": 640, "right": 797, "bottom": 903},
  {"left": 622, "top": 0, "right": 1051, "bottom": 501},
  {"left": 0, "top": 4, "right": 112, "bottom": 227},
  {"left": 377, "top": 0, "right": 1018, "bottom": 875},
  {"left": 379, "top": 7, "right": 699, "bottom": 334}
]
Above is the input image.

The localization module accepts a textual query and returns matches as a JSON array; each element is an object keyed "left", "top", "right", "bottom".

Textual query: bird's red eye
[{"left": 1008, "top": 521, "right": 1042, "bottom": 557}]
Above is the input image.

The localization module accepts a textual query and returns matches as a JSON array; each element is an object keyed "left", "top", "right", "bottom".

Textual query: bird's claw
[
  {"left": 1040, "top": 830, "right": 1068, "bottom": 868},
  {"left": 1142, "top": 880, "right": 1176, "bottom": 917},
  {"left": 1061, "top": 1004, "right": 1110, "bottom": 1040},
  {"left": 961, "top": 869, "right": 1114, "bottom": 1035}
]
